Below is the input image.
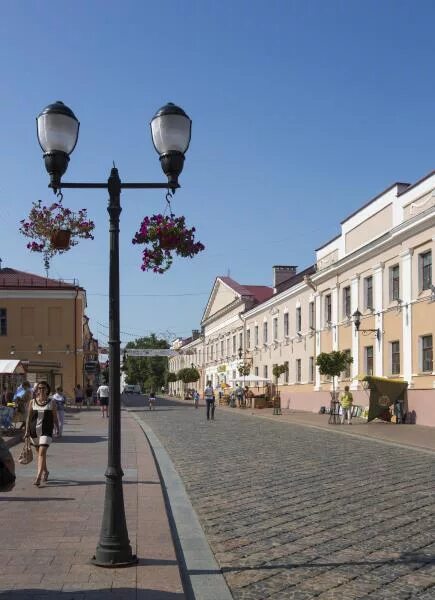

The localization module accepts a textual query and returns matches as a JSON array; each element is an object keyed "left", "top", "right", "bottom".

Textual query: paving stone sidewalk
[{"left": 0, "top": 407, "right": 185, "bottom": 599}]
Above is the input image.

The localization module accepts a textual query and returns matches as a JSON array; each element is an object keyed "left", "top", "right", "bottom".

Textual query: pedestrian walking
[
  {"left": 74, "top": 384, "right": 84, "bottom": 412},
  {"left": 148, "top": 390, "right": 156, "bottom": 410},
  {"left": 15, "top": 381, "right": 31, "bottom": 430},
  {"left": 85, "top": 382, "right": 93, "bottom": 409},
  {"left": 96, "top": 383, "right": 109, "bottom": 418},
  {"left": 193, "top": 389, "right": 200, "bottom": 409},
  {"left": 340, "top": 385, "right": 354, "bottom": 425},
  {"left": 204, "top": 381, "right": 215, "bottom": 421},
  {"left": 236, "top": 384, "right": 244, "bottom": 407},
  {"left": 52, "top": 386, "right": 66, "bottom": 436},
  {"left": 24, "top": 381, "right": 59, "bottom": 486}
]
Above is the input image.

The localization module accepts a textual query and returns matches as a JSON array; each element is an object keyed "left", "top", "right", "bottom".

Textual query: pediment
[{"left": 202, "top": 278, "right": 241, "bottom": 324}]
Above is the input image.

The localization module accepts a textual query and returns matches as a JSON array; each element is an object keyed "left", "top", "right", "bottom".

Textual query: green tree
[
  {"left": 272, "top": 363, "right": 288, "bottom": 397},
  {"left": 123, "top": 334, "right": 169, "bottom": 392},
  {"left": 177, "top": 367, "right": 200, "bottom": 396},
  {"left": 316, "top": 351, "right": 353, "bottom": 399},
  {"left": 167, "top": 372, "right": 178, "bottom": 383}
]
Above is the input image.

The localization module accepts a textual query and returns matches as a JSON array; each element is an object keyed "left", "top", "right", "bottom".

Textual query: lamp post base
[{"left": 91, "top": 553, "right": 138, "bottom": 568}]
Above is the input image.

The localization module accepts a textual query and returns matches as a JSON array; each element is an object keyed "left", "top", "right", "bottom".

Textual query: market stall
[{"left": 0, "top": 360, "right": 27, "bottom": 432}]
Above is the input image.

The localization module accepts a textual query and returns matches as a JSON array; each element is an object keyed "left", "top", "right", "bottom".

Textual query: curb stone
[{"left": 128, "top": 409, "right": 234, "bottom": 600}]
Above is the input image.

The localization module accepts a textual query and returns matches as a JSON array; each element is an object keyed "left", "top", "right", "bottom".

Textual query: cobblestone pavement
[{"left": 125, "top": 397, "right": 435, "bottom": 600}]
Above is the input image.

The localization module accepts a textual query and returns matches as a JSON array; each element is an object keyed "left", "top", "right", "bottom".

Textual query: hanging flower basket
[
  {"left": 19, "top": 199, "right": 95, "bottom": 271},
  {"left": 50, "top": 229, "right": 71, "bottom": 250},
  {"left": 132, "top": 213, "right": 204, "bottom": 273}
]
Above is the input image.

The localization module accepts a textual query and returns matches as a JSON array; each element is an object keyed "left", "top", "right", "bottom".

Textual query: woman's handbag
[{"left": 18, "top": 438, "right": 33, "bottom": 465}]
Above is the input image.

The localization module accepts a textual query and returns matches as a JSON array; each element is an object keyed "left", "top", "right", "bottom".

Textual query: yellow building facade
[{"left": 0, "top": 267, "right": 91, "bottom": 398}]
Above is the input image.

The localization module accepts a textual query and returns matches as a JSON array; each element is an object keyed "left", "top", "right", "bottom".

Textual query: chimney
[
  {"left": 192, "top": 329, "right": 200, "bottom": 340},
  {"left": 273, "top": 265, "right": 297, "bottom": 289}
]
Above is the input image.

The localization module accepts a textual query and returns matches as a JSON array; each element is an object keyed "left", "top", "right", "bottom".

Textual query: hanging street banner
[{"left": 125, "top": 349, "right": 178, "bottom": 357}]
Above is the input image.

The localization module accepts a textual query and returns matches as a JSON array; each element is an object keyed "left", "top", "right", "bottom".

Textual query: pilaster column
[
  {"left": 373, "top": 262, "right": 384, "bottom": 376},
  {"left": 314, "top": 292, "right": 322, "bottom": 390},
  {"left": 331, "top": 285, "right": 339, "bottom": 351},
  {"left": 350, "top": 274, "right": 360, "bottom": 389},
  {"left": 400, "top": 249, "right": 414, "bottom": 387}
]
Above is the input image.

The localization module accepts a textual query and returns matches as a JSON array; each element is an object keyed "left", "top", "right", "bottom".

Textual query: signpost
[{"left": 84, "top": 361, "right": 99, "bottom": 373}]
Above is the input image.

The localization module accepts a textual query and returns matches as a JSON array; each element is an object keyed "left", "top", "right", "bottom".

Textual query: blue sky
[{"left": 1, "top": 1, "right": 435, "bottom": 346}]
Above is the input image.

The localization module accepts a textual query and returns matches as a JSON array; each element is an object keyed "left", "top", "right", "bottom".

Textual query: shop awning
[
  {"left": 0, "top": 359, "right": 27, "bottom": 374},
  {"left": 228, "top": 375, "right": 272, "bottom": 384}
]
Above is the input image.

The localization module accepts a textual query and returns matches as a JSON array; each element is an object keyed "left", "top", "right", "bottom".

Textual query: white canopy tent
[
  {"left": 0, "top": 360, "right": 26, "bottom": 374},
  {"left": 227, "top": 375, "right": 271, "bottom": 385}
]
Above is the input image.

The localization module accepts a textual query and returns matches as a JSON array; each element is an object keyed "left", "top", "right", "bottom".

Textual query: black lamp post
[
  {"left": 37, "top": 100, "right": 191, "bottom": 567},
  {"left": 352, "top": 309, "right": 381, "bottom": 341}
]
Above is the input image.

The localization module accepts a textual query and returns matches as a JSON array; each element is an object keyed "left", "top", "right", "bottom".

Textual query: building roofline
[{"left": 340, "top": 181, "right": 409, "bottom": 226}]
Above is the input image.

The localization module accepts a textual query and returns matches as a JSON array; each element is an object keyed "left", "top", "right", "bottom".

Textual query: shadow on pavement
[
  {"left": 220, "top": 551, "right": 435, "bottom": 572},
  {"left": 0, "top": 496, "right": 74, "bottom": 502},
  {"left": 0, "top": 589, "right": 184, "bottom": 599},
  {"left": 45, "top": 480, "right": 159, "bottom": 487},
  {"left": 57, "top": 435, "right": 107, "bottom": 443}
]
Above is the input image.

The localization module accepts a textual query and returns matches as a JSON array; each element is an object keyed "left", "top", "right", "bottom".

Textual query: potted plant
[
  {"left": 20, "top": 200, "right": 95, "bottom": 271},
  {"left": 132, "top": 213, "right": 204, "bottom": 273}
]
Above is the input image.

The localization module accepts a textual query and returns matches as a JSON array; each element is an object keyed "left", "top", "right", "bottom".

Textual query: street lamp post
[
  {"left": 238, "top": 346, "right": 245, "bottom": 408},
  {"left": 36, "top": 100, "right": 191, "bottom": 567}
]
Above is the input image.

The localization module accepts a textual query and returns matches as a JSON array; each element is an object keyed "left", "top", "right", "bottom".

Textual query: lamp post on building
[
  {"left": 36, "top": 100, "right": 191, "bottom": 567},
  {"left": 352, "top": 309, "right": 381, "bottom": 341}
]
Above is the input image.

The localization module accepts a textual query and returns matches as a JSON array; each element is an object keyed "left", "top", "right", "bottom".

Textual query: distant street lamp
[
  {"left": 352, "top": 309, "right": 381, "bottom": 341},
  {"left": 36, "top": 100, "right": 191, "bottom": 567}
]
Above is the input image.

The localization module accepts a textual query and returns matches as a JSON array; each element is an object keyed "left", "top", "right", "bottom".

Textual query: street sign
[
  {"left": 84, "top": 360, "right": 99, "bottom": 373},
  {"left": 125, "top": 349, "right": 177, "bottom": 357}
]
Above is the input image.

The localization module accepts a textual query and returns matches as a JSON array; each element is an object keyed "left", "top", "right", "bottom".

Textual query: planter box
[{"left": 254, "top": 396, "right": 267, "bottom": 409}]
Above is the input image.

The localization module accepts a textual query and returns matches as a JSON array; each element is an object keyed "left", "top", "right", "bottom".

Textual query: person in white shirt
[
  {"left": 52, "top": 386, "right": 66, "bottom": 436},
  {"left": 96, "top": 384, "right": 109, "bottom": 418},
  {"left": 204, "top": 381, "right": 215, "bottom": 421}
]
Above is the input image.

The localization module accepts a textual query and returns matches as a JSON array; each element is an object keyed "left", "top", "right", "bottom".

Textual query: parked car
[{"left": 123, "top": 384, "right": 141, "bottom": 394}]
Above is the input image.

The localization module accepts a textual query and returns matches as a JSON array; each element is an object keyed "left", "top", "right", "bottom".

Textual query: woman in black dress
[{"left": 25, "top": 381, "right": 58, "bottom": 486}]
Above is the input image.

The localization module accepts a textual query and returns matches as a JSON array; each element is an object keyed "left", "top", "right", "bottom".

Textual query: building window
[
  {"left": 284, "top": 361, "right": 289, "bottom": 383},
  {"left": 365, "top": 346, "right": 374, "bottom": 376},
  {"left": 232, "top": 370, "right": 236, "bottom": 380},
  {"left": 0, "top": 309, "right": 6, "bottom": 336},
  {"left": 364, "top": 276, "right": 373, "bottom": 310},
  {"left": 263, "top": 321, "right": 268, "bottom": 344},
  {"left": 343, "top": 286, "right": 351, "bottom": 318},
  {"left": 239, "top": 332, "right": 243, "bottom": 350},
  {"left": 309, "top": 302, "right": 315, "bottom": 329},
  {"left": 247, "top": 329, "right": 251, "bottom": 349},
  {"left": 220, "top": 340, "right": 224, "bottom": 356},
  {"left": 263, "top": 365, "right": 268, "bottom": 379},
  {"left": 419, "top": 251, "right": 432, "bottom": 291},
  {"left": 343, "top": 349, "right": 352, "bottom": 378},
  {"left": 421, "top": 335, "right": 433, "bottom": 372},
  {"left": 324, "top": 294, "right": 332, "bottom": 324},
  {"left": 389, "top": 265, "right": 400, "bottom": 301},
  {"left": 232, "top": 335, "right": 236, "bottom": 354},
  {"left": 284, "top": 312, "right": 289, "bottom": 337},
  {"left": 273, "top": 317, "right": 278, "bottom": 341},
  {"left": 226, "top": 338, "right": 230, "bottom": 356},
  {"left": 254, "top": 326, "right": 259, "bottom": 346},
  {"left": 296, "top": 307, "right": 302, "bottom": 332},
  {"left": 296, "top": 359, "right": 301, "bottom": 382},
  {"left": 391, "top": 341, "right": 400, "bottom": 375},
  {"left": 210, "top": 345, "right": 214, "bottom": 360},
  {"left": 254, "top": 366, "right": 259, "bottom": 376},
  {"left": 309, "top": 357, "right": 314, "bottom": 382}
]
